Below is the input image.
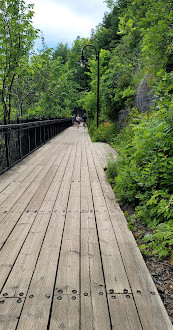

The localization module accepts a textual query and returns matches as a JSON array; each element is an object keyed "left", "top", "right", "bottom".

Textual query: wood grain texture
[{"left": 0, "top": 127, "right": 172, "bottom": 330}]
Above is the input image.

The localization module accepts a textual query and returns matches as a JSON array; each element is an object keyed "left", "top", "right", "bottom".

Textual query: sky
[{"left": 25, "top": 0, "right": 109, "bottom": 49}]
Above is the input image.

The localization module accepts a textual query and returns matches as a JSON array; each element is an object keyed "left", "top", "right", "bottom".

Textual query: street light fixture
[{"left": 78, "top": 44, "right": 100, "bottom": 128}]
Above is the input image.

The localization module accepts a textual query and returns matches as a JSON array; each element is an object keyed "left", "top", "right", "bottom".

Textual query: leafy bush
[
  {"left": 140, "top": 220, "right": 173, "bottom": 259},
  {"left": 106, "top": 105, "right": 173, "bottom": 259},
  {"left": 88, "top": 120, "right": 119, "bottom": 143}
]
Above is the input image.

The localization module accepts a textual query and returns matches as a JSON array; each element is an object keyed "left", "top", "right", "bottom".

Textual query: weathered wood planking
[
  {"left": 91, "top": 139, "right": 173, "bottom": 330},
  {"left": 15, "top": 133, "right": 79, "bottom": 329},
  {"left": 0, "top": 126, "right": 172, "bottom": 330},
  {"left": 49, "top": 140, "right": 81, "bottom": 328}
]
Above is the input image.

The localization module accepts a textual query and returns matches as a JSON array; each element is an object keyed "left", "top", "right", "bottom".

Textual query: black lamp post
[{"left": 78, "top": 44, "right": 100, "bottom": 128}]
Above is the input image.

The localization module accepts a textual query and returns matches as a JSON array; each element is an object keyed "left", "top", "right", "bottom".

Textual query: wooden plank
[
  {"left": 0, "top": 298, "right": 24, "bottom": 330},
  {"left": 81, "top": 211, "right": 111, "bottom": 330},
  {"left": 49, "top": 295, "right": 79, "bottom": 330},
  {"left": 108, "top": 294, "right": 142, "bottom": 329}
]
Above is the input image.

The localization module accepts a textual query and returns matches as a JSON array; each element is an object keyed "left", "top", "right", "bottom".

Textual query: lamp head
[{"left": 77, "top": 53, "right": 88, "bottom": 67}]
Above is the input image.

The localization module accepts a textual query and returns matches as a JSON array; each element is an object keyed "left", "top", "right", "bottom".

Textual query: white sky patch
[{"left": 25, "top": 0, "right": 109, "bottom": 48}]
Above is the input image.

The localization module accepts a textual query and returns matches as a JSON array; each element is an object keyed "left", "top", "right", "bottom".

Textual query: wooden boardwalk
[{"left": 0, "top": 126, "right": 172, "bottom": 330}]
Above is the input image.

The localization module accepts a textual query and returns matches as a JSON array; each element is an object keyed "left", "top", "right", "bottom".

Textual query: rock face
[
  {"left": 117, "top": 74, "right": 156, "bottom": 126},
  {"left": 117, "top": 108, "right": 130, "bottom": 126},
  {"left": 135, "top": 74, "right": 156, "bottom": 112}
]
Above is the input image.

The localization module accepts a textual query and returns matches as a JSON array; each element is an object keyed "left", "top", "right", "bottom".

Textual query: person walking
[
  {"left": 75, "top": 115, "right": 81, "bottom": 129},
  {"left": 82, "top": 113, "right": 87, "bottom": 128}
]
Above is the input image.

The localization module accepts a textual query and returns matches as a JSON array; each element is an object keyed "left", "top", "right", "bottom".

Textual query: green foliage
[
  {"left": 52, "top": 42, "right": 70, "bottom": 64},
  {"left": 0, "top": 0, "right": 38, "bottom": 122},
  {"left": 139, "top": 220, "right": 173, "bottom": 259},
  {"left": 88, "top": 120, "right": 118, "bottom": 143},
  {"left": 106, "top": 105, "right": 173, "bottom": 259},
  {"left": 106, "top": 154, "right": 118, "bottom": 185}
]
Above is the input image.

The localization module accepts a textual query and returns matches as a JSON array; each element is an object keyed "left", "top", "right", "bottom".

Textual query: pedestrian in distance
[
  {"left": 75, "top": 115, "right": 81, "bottom": 129},
  {"left": 82, "top": 113, "right": 87, "bottom": 128}
]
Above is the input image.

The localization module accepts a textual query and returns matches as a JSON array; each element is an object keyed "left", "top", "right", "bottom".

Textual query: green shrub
[
  {"left": 106, "top": 105, "right": 173, "bottom": 259},
  {"left": 88, "top": 120, "right": 119, "bottom": 143},
  {"left": 140, "top": 220, "right": 173, "bottom": 259}
]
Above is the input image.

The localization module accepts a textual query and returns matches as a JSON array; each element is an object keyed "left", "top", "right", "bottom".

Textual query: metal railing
[{"left": 0, "top": 118, "right": 72, "bottom": 174}]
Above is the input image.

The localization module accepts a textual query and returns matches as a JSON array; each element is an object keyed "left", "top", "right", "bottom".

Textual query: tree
[
  {"left": 52, "top": 42, "right": 70, "bottom": 64},
  {"left": 0, "top": 0, "right": 38, "bottom": 123}
]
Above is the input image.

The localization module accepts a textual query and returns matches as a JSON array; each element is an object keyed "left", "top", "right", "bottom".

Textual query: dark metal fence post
[
  {"left": 28, "top": 127, "right": 31, "bottom": 153},
  {"left": 40, "top": 125, "right": 42, "bottom": 145},
  {"left": 4, "top": 118, "right": 10, "bottom": 168},
  {"left": 17, "top": 118, "right": 22, "bottom": 159},
  {"left": 34, "top": 125, "right": 37, "bottom": 148}
]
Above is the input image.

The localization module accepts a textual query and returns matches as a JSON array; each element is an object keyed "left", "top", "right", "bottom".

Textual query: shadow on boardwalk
[{"left": 0, "top": 126, "right": 172, "bottom": 329}]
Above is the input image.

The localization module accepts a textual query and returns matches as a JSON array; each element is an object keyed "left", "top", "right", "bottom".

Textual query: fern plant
[{"left": 139, "top": 220, "right": 173, "bottom": 259}]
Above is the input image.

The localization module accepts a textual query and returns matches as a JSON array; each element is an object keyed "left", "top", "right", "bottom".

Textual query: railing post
[
  {"left": 17, "top": 118, "right": 22, "bottom": 159},
  {"left": 44, "top": 125, "right": 46, "bottom": 142},
  {"left": 34, "top": 125, "right": 37, "bottom": 148},
  {"left": 28, "top": 127, "right": 31, "bottom": 153},
  {"left": 40, "top": 125, "right": 42, "bottom": 145},
  {"left": 4, "top": 118, "right": 10, "bottom": 168},
  {"left": 47, "top": 123, "right": 50, "bottom": 140}
]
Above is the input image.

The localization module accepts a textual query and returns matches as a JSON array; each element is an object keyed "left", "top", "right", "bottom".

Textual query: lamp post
[{"left": 78, "top": 44, "right": 100, "bottom": 128}]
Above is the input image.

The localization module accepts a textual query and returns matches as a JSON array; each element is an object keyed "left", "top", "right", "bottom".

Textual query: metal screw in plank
[
  {"left": 2, "top": 293, "right": 8, "bottom": 297},
  {"left": 57, "top": 296, "right": 62, "bottom": 300},
  {"left": 58, "top": 290, "right": 63, "bottom": 294},
  {"left": 123, "top": 289, "right": 128, "bottom": 294},
  {"left": 45, "top": 294, "right": 51, "bottom": 299},
  {"left": 72, "top": 290, "right": 77, "bottom": 294},
  {"left": 109, "top": 289, "right": 114, "bottom": 294}
]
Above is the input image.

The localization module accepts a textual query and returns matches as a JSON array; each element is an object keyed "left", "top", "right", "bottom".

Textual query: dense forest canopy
[
  {"left": 0, "top": 0, "right": 172, "bottom": 123},
  {"left": 0, "top": 0, "right": 173, "bottom": 260}
]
